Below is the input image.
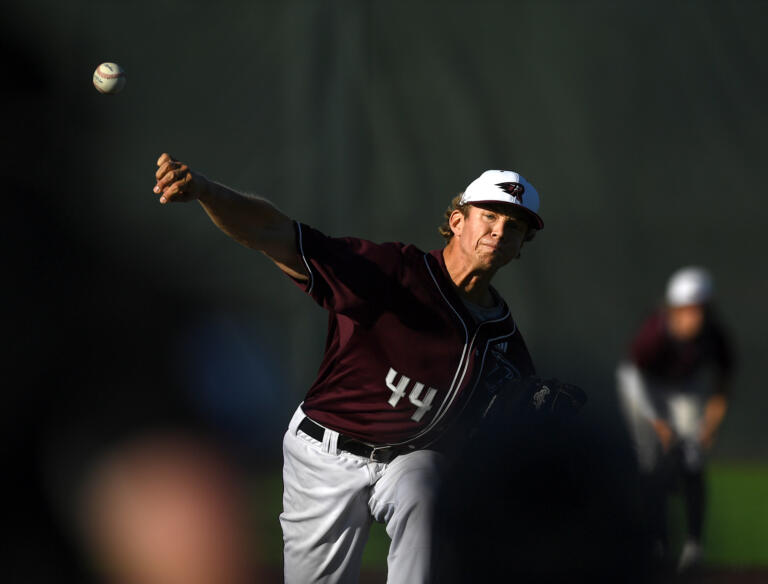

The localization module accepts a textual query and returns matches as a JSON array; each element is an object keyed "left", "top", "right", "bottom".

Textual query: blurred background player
[{"left": 617, "top": 267, "right": 735, "bottom": 572}]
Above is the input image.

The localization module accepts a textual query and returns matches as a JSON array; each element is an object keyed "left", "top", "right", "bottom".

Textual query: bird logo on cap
[{"left": 496, "top": 182, "right": 525, "bottom": 204}]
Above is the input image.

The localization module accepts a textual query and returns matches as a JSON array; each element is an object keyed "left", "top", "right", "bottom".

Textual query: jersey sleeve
[
  {"left": 290, "top": 222, "right": 408, "bottom": 321},
  {"left": 710, "top": 322, "right": 735, "bottom": 394},
  {"left": 629, "top": 311, "right": 667, "bottom": 369}
]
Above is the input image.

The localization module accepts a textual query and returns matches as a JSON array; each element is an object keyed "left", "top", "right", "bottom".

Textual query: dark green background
[
  {"left": 19, "top": 0, "right": 766, "bottom": 452},
  {"left": 4, "top": 1, "right": 767, "bottom": 577}
]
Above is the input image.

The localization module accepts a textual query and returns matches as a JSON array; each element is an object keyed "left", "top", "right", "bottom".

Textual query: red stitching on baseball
[{"left": 97, "top": 67, "right": 124, "bottom": 80}]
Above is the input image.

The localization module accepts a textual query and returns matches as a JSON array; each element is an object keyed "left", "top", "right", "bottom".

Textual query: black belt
[{"left": 298, "top": 416, "right": 409, "bottom": 463}]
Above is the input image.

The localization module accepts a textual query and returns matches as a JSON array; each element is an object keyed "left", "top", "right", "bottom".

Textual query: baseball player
[
  {"left": 616, "top": 267, "right": 734, "bottom": 573},
  {"left": 152, "top": 154, "right": 549, "bottom": 583}
]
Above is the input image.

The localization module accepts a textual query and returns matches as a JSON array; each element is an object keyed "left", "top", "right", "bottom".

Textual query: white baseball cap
[
  {"left": 666, "top": 267, "right": 713, "bottom": 307},
  {"left": 460, "top": 170, "right": 543, "bottom": 230}
]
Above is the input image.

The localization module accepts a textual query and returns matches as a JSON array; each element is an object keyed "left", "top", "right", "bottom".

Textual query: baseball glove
[
  {"left": 439, "top": 375, "right": 588, "bottom": 454},
  {"left": 522, "top": 376, "right": 587, "bottom": 415},
  {"left": 483, "top": 375, "right": 588, "bottom": 424}
]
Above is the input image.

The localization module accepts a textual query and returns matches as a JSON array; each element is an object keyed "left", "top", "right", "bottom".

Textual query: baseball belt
[{"left": 298, "top": 416, "right": 408, "bottom": 463}]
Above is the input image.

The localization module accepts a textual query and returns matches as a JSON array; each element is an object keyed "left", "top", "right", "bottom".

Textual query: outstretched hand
[{"left": 153, "top": 153, "right": 207, "bottom": 204}]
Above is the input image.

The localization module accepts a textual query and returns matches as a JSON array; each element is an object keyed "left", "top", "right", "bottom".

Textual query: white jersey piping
[
  {"left": 384, "top": 255, "right": 513, "bottom": 447},
  {"left": 295, "top": 222, "right": 314, "bottom": 295}
]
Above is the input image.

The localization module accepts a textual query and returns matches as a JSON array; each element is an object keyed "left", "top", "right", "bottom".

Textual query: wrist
[{"left": 196, "top": 174, "right": 216, "bottom": 204}]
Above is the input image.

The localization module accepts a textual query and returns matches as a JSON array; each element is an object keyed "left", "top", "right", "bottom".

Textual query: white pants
[
  {"left": 280, "top": 406, "right": 443, "bottom": 584},
  {"left": 616, "top": 362, "right": 706, "bottom": 473}
]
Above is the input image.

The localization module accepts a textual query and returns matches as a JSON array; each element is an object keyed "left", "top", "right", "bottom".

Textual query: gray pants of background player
[
  {"left": 616, "top": 362, "right": 708, "bottom": 474},
  {"left": 280, "top": 405, "right": 443, "bottom": 584},
  {"left": 616, "top": 362, "right": 712, "bottom": 552}
]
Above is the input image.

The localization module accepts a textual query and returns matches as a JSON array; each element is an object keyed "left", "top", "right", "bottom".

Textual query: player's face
[
  {"left": 452, "top": 204, "right": 530, "bottom": 270},
  {"left": 666, "top": 304, "right": 705, "bottom": 341}
]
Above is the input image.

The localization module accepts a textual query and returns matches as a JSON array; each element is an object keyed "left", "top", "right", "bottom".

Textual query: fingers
[
  {"left": 155, "top": 154, "right": 181, "bottom": 182},
  {"left": 156, "top": 152, "right": 172, "bottom": 167},
  {"left": 155, "top": 163, "right": 189, "bottom": 191},
  {"left": 158, "top": 173, "right": 190, "bottom": 203},
  {"left": 153, "top": 153, "right": 195, "bottom": 204}
]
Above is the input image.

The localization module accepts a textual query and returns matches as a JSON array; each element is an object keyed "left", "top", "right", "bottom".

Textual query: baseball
[{"left": 93, "top": 62, "right": 126, "bottom": 95}]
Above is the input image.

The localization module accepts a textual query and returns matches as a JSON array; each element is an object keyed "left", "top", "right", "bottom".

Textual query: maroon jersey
[
  {"left": 629, "top": 309, "right": 734, "bottom": 392},
  {"left": 290, "top": 222, "right": 536, "bottom": 448}
]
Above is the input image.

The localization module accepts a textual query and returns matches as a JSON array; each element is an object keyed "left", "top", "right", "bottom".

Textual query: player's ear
[{"left": 449, "top": 209, "right": 464, "bottom": 236}]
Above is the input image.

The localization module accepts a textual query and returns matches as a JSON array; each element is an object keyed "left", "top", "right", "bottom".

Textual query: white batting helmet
[{"left": 665, "top": 267, "right": 713, "bottom": 307}]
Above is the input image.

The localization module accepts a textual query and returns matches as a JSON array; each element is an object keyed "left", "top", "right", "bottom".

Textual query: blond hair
[{"left": 437, "top": 194, "right": 469, "bottom": 241}]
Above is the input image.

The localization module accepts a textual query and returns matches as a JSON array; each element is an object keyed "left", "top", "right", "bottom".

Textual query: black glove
[
  {"left": 483, "top": 375, "right": 587, "bottom": 424},
  {"left": 524, "top": 376, "right": 587, "bottom": 415}
]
